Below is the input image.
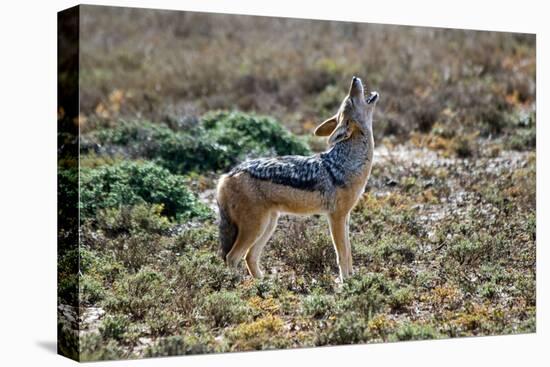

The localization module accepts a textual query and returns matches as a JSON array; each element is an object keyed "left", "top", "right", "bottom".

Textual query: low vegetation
[
  {"left": 61, "top": 106, "right": 535, "bottom": 360},
  {"left": 57, "top": 6, "right": 535, "bottom": 361}
]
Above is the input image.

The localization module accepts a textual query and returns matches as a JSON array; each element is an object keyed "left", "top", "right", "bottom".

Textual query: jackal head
[{"left": 314, "top": 76, "right": 379, "bottom": 145}]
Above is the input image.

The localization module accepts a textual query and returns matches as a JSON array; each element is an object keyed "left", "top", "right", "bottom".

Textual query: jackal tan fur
[{"left": 216, "top": 77, "right": 379, "bottom": 281}]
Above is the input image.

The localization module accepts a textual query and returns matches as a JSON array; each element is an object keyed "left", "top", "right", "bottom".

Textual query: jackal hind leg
[
  {"left": 328, "top": 212, "right": 353, "bottom": 281},
  {"left": 245, "top": 213, "right": 279, "bottom": 278},
  {"left": 225, "top": 212, "right": 270, "bottom": 271}
]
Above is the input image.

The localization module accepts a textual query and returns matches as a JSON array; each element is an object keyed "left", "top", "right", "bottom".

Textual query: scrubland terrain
[{"left": 58, "top": 6, "right": 535, "bottom": 361}]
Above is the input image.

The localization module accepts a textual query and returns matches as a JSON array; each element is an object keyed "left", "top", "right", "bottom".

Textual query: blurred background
[{"left": 80, "top": 6, "right": 535, "bottom": 146}]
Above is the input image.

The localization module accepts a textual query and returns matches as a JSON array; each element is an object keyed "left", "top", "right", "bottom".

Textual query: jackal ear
[
  {"left": 328, "top": 122, "right": 352, "bottom": 146},
  {"left": 314, "top": 115, "right": 338, "bottom": 136}
]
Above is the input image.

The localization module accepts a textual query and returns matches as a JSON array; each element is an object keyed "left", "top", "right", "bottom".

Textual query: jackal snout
[
  {"left": 314, "top": 77, "right": 379, "bottom": 146},
  {"left": 349, "top": 76, "right": 364, "bottom": 97}
]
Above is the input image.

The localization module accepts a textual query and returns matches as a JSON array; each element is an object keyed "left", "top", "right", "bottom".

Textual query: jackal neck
[{"left": 320, "top": 130, "right": 373, "bottom": 186}]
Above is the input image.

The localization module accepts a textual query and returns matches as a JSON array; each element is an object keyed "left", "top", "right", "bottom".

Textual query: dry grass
[{"left": 79, "top": 5, "right": 535, "bottom": 141}]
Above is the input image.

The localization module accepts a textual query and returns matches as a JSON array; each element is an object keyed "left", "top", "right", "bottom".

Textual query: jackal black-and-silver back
[{"left": 229, "top": 134, "right": 370, "bottom": 192}]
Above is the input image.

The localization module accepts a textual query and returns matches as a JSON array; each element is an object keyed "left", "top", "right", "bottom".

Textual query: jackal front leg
[{"left": 328, "top": 212, "right": 353, "bottom": 281}]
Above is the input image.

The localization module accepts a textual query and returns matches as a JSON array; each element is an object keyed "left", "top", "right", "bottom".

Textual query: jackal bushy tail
[{"left": 218, "top": 201, "right": 238, "bottom": 260}]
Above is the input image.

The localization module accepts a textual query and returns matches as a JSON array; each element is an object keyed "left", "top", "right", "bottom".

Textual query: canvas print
[{"left": 58, "top": 5, "right": 536, "bottom": 362}]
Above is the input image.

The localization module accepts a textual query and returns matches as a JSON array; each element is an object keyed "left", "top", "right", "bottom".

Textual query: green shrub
[
  {"left": 58, "top": 248, "right": 79, "bottom": 305},
  {"left": 341, "top": 273, "right": 394, "bottom": 318},
  {"left": 172, "top": 224, "right": 218, "bottom": 253},
  {"left": 95, "top": 203, "right": 170, "bottom": 236},
  {"left": 479, "top": 106, "right": 510, "bottom": 136},
  {"left": 201, "top": 291, "right": 251, "bottom": 327},
  {"left": 505, "top": 107, "right": 536, "bottom": 150},
  {"left": 145, "top": 309, "right": 181, "bottom": 336},
  {"left": 507, "top": 128, "right": 536, "bottom": 151},
  {"left": 82, "top": 215, "right": 169, "bottom": 273},
  {"left": 390, "top": 323, "right": 441, "bottom": 341},
  {"left": 373, "top": 236, "right": 416, "bottom": 264},
  {"left": 78, "top": 248, "right": 125, "bottom": 304},
  {"left": 93, "top": 120, "right": 172, "bottom": 146},
  {"left": 84, "top": 111, "right": 310, "bottom": 175},
  {"left": 176, "top": 251, "right": 240, "bottom": 292},
  {"left": 80, "top": 274, "right": 105, "bottom": 305},
  {"left": 511, "top": 308, "right": 536, "bottom": 334},
  {"left": 271, "top": 221, "right": 337, "bottom": 277},
  {"left": 99, "top": 315, "right": 130, "bottom": 341},
  {"left": 478, "top": 282, "right": 500, "bottom": 300},
  {"left": 446, "top": 238, "right": 483, "bottom": 265},
  {"left": 156, "top": 128, "right": 230, "bottom": 173},
  {"left": 104, "top": 267, "right": 171, "bottom": 320},
  {"left": 172, "top": 251, "right": 241, "bottom": 315},
  {"left": 87, "top": 120, "right": 230, "bottom": 173},
  {"left": 302, "top": 290, "right": 335, "bottom": 319},
  {"left": 80, "top": 152, "right": 124, "bottom": 169},
  {"left": 201, "top": 111, "right": 310, "bottom": 159},
  {"left": 80, "top": 333, "right": 128, "bottom": 362},
  {"left": 317, "top": 313, "right": 367, "bottom": 346},
  {"left": 144, "top": 334, "right": 215, "bottom": 357},
  {"left": 80, "top": 161, "right": 211, "bottom": 221},
  {"left": 111, "top": 232, "right": 170, "bottom": 272},
  {"left": 512, "top": 274, "right": 536, "bottom": 307},
  {"left": 389, "top": 286, "right": 414, "bottom": 312}
]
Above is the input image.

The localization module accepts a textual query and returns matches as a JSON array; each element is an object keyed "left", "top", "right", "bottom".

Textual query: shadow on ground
[{"left": 36, "top": 340, "right": 57, "bottom": 354}]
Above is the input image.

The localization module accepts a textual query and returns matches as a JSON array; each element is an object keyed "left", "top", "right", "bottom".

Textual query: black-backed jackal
[{"left": 216, "top": 77, "right": 379, "bottom": 281}]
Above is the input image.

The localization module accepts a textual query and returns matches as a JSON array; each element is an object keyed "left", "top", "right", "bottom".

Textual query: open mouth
[{"left": 366, "top": 91, "right": 379, "bottom": 104}]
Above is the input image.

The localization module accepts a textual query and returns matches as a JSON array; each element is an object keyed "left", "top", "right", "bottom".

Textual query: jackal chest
[
  {"left": 334, "top": 148, "right": 373, "bottom": 212},
  {"left": 334, "top": 172, "right": 370, "bottom": 212}
]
